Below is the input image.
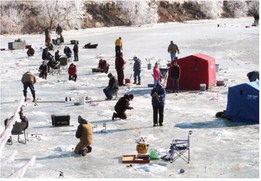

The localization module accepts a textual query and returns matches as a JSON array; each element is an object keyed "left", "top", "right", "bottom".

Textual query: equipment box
[
  {"left": 51, "top": 115, "right": 70, "bottom": 126},
  {"left": 8, "top": 41, "right": 26, "bottom": 50}
]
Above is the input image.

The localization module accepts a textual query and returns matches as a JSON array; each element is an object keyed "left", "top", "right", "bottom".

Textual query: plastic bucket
[
  {"left": 79, "top": 97, "right": 85, "bottom": 105},
  {"left": 125, "top": 78, "right": 131, "bottom": 84}
]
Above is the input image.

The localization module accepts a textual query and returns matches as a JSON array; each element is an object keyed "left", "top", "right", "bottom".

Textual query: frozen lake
[{"left": 0, "top": 17, "right": 259, "bottom": 178}]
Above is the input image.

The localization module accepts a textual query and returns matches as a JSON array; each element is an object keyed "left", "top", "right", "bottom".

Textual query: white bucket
[
  {"left": 200, "top": 84, "right": 206, "bottom": 91},
  {"left": 79, "top": 97, "right": 85, "bottom": 105}
]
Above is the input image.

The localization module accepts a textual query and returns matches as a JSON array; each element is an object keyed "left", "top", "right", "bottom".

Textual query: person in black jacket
[
  {"left": 64, "top": 46, "right": 72, "bottom": 59},
  {"left": 55, "top": 50, "right": 61, "bottom": 61},
  {"left": 103, "top": 73, "right": 119, "bottom": 100},
  {"left": 73, "top": 43, "right": 79, "bottom": 61},
  {"left": 112, "top": 94, "right": 134, "bottom": 120},
  {"left": 42, "top": 48, "right": 53, "bottom": 61},
  {"left": 170, "top": 60, "right": 181, "bottom": 93},
  {"left": 39, "top": 61, "right": 48, "bottom": 79}
]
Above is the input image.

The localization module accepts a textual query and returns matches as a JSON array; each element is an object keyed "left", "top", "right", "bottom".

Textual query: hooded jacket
[
  {"left": 168, "top": 43, "right": 179, "bottom": 54},
  {"left": 151, "top": 82, "right": 166, "bottom": 107},
  {"left": 114, "top": 95, "right": 132, "bottom": 113},
  {"left": 133, "top": 58, "right": 141, "bottom": 71},
  {"left": 68, "top": 64, "right": 77, "bottom": 75},
  {"left": 21, "top": 72, "right": 36, "bottom": 84},
  {"left": 76, "top": 116, "right": 93, "bottom": 146}
]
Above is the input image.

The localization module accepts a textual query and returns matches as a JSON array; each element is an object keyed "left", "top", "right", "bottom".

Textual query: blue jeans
[
  {"left": 103, "top": 88, "right": 118, "bottom": 99},
  {"left": 172, "top": 78, "right": 179, "bottom": 92},
  {"left": 23, "top": 83, "right": 35, "bottom": 100},
  {"left": 170, "top": 53, "right": 176, "bottom": 61},
  {"left": 134, "top": 70, "right": 141, "bottom": 82}
]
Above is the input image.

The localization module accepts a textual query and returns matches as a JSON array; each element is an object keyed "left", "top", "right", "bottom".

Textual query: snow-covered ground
[{"left": 0, "top": 17, "right": 259, "bottom": 178}]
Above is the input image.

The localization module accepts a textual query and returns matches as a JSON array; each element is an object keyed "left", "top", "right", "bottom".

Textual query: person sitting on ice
[
  {"left": 112, "top": 94, "right": 134, "bottom": 120},
  {"left": 55, "top": 50, "right": 61, "bottom": 61},
  {"left": 247, "top": 71, "right": 259, "bottom": 82},
  {"left": 68, "top": 63, "right": 77, "bottom": 81},
  {"left": 27, "top": 46, "right": 35, "bottom": 57},
  {"left": 74, "top": 116, "right": 93, "bottom": 156},
  {"left": 97, "top": 59, "right": 110, "bottom": 73},
  {"left": 4, "top": 108, "right": 29, "bottom": 144},
  {"left": 103, "top": 73, "right": 119, "bottom": 100},
  {"left": 39, "top": 61, "right": 48, "bottom": 80},
  {"left": 42, "top": 47, "right": 53, "bottom": 61}
]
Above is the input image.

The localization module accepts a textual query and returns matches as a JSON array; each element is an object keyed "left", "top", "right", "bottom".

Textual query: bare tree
[{"left": 248, "top": 1, "right": 259, "bottom": 26}]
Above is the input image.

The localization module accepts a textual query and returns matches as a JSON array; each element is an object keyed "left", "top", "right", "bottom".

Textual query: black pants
[
  {"left": 116, "top": 69, "right": 124, "bottom": 86},
  {"left": 153, "top": 106, "right": 164, "bottom": 125},
  {"left": 115, "top": 46, "right": 121, "bottom": 56},
  {"left": 69, "top": 74, "right": 77, "bottom": 81},
  {"left": 115, "top": 111, "right": 127, "bottom": 119}
]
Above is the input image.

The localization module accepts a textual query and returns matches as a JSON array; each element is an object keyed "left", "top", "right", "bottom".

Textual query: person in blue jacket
[{"left": 151, "top": 82, "right": 166, "bottom": 126}]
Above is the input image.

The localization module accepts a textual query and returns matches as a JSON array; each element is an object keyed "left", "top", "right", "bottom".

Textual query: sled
[
  {"left": 122, "top": 155, "right": 150, "bottom": 163},
  {"left": 84, "top": 43, "right": 98, "bottom": 49}
]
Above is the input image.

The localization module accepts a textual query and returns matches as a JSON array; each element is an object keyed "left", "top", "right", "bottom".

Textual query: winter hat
[
  {"left": 108, "top": 73, "right": 113, "bottom": 78},
  {"left": 129, "top": 94, "right": 134, "bottom": 100},
  {"left": 78, "top": 115, "right": 88, "bottom": 124}
]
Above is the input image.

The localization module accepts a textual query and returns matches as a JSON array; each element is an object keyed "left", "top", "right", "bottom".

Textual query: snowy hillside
[{"left": 0, "top": 17, "right": 259, "bottom": 178}]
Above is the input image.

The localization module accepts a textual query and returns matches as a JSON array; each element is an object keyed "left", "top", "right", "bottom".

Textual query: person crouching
[
  {"left": 74, "top": 116, "right": 93, "bottom": 156},
  {"left": 112, "top": 94, "right": 134, "bottom": 120},
  {"left": 68, "top": 63, "right": 77, "bottom": 81}
]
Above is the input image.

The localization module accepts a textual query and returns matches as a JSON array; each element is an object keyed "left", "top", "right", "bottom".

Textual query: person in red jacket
[
  {"left": 68, "top": 63, "right": 77, "bottom": 81},
  {"left": 115, "top": 52, "right": 126, "bottom": 86}
]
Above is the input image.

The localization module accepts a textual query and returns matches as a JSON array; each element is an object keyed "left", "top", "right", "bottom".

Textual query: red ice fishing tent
[{"left": 166, "top": 53, "right": 216, "bottom": 90}]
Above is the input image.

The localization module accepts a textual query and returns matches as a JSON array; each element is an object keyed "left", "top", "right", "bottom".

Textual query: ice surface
[{"left": 0, "top": 17, "right": 259, "bottom": 178}]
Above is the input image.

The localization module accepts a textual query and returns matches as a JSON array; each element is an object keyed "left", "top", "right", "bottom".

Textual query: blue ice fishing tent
[{"left": 225, "top": 81, "right": 259, "bottom": 124}]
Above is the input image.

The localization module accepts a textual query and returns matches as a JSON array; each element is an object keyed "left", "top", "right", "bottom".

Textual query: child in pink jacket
[{"left": 153, "top": 63, "right": 161, "bottom": 87}]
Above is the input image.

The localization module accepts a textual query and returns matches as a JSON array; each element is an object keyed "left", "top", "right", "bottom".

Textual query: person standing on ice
[
  {"left": 73, "top": 42, "right": 79, "bottom": 61},
  {"left": 168, "top": 41, "right": 180, "bottom": 61},
  {"left": 68, "top": 63, "right": 77, "bottom": 81},
  {"left": 64, "top": 46, "right": 72, "bottom": 60},
  {"left": 21, "top": 71, "right": 36, "bottom": 102},
  {"left": 115, "top": 37, "right": 123, "bottom": 57},
  {"left": 74, "top": 116, "right": 93, "bottom": 156},
  {"left": 115, "top": 52, "right": 126, "bottom": 86},
  {"left": 112, "top": 94, "right": 134, "bottom": 120},
  {"left": 151, "top": 82, "right": 166, "bottom": 127},
  {"left": 103, "top": 73, "right": 119, "bottom": 100},
  {"left": 133, "top": 56, "right": 141, "bottom": 85},
  {"left": 153, "top": 62, "right": 161, "bottom": 87},
  {"left": 56, "top": 24, "right": 64, "bottom": 43},
  {"left": 170, "top": 60, "right": 181, "bottom": 93}
]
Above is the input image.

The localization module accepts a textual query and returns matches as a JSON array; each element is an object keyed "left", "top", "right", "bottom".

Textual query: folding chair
[
  {"left": 161, "top": 130, "right": 192, "bottom": 163},
  {"left": 59, "top": 57, "right": 68, "bottom": 70},
  {"left": 8, "top": 121, "right": 29, "bottom": 145}
]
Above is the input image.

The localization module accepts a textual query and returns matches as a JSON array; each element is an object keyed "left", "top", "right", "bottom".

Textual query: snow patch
[
  {"left": 54, "top": 145, "right": 74, "bottom": 152},
  {"left": 136, "top": 163, "right": 168, "bottom": 173}
]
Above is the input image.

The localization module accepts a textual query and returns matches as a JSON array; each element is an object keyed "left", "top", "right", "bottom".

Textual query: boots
[
  {"left": 137, "top": 80, "right": 141, "bottom": 85},
  {"left": 32, "top": 91, "right": 36, "bottom": 102},
  {"left": 23, "top": 90, "right": 27, "bottom": 101},
  {"left": 133, "top": 80, "right": 136, "bottom": 84}
]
